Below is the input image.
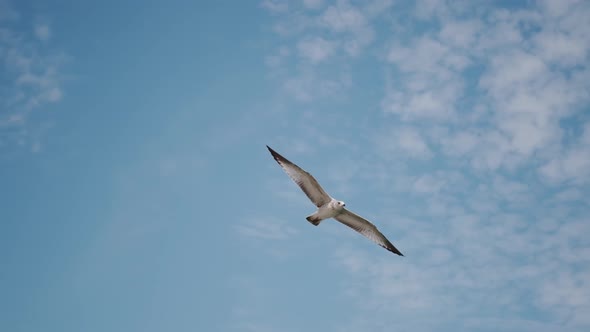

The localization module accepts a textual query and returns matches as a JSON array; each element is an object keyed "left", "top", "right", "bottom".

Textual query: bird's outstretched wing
[
  {"left": 334, "top": 209, "right": 404, "bottom": 256},
  {"left": 267, "top": 146, "right": 332, "bottom": 207}
]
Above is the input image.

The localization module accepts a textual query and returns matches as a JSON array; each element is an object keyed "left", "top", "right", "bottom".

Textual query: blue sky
[{"left": 1, "top": 0, "right": 590, "bottom": 331}]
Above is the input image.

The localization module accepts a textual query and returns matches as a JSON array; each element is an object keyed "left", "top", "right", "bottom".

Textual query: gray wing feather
[
  {"left": 334, "top": 209, "right": 404, "bottom": 256},
  {"left": 267, "top": 146, "right": 332, "bottom": 207}
]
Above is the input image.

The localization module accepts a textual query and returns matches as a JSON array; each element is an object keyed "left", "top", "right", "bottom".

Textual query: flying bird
[{"left": 266, "top": 145, "right": 404, "bottom": 256}]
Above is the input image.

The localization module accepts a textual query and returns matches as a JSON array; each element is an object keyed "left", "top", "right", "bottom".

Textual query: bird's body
[
  {"left": 306, "top": 199, "right": 345, "bottom": 225},
  {"left": 266, "top": 145, "right": 404, "bottom": 256}
]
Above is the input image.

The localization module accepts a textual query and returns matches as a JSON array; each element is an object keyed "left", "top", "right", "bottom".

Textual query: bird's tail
[{"left": 306, "top": 214, "right": 322, "bottom": 226}]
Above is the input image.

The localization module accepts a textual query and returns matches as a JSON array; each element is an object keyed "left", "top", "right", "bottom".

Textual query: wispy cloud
[
  {"left": 262, "top": 0, "right": 390, "bottom": 102},
  {"left": 376, "top": 126, "right": 433, "bottom": 160},
  {"left": 261, "top": 0, "right": 590, "bottom": 331},
  {"left": 260, "top": 0, "right": 289, "bottom": 14},
  {"left": 0, "top": 1, "right": 67, "bottom": 152},
  {"left": 282, "top": 67, "right": 351, "bottom": 102},
  {"left": 235, "top": 218, "right": 298, "bottom": 240},
  {"left": 302, "top": 0, "right": 324, "bottom": 10},
  {"left": 34, "top": 24, "right": 51, "bottom": 42},
  {"left": 297, "top": 36, "right": 336, "bottom": 64}
]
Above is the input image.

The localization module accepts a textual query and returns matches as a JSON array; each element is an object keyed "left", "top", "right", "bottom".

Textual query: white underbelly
[{"left": 316, "top": 205, "right": 339, "bottom": 219}]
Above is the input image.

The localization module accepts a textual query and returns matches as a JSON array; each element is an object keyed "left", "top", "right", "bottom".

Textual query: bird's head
[{"left": 330, "top": 200, "right": 346, "bottom": 211}]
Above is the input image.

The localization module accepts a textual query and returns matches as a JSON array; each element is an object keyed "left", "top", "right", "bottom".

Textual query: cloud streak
[
  {"left": 0, "top": 2, "right": 67, "bottom": 152},
  {"left": 235, "top": 218, "right": 299, "bottom": 240}
]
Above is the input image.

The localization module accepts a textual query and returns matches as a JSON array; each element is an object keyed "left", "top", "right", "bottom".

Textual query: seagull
[{"left": 266, "top": 145, "right": 404, "bottom": 256}]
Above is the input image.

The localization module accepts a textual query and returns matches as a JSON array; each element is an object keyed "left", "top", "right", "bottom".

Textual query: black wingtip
[
  {"left": 266, "top": 145, "right": 276, "bottom": 155},
  {"left": 380, "top": 243, "right": 404, "bottom": 256},
  {"left": 266, "top": 145, "right": 282, "bottom": 162},
  {"left": 387, "top": 246, "right": 404, "bottom": 256}
]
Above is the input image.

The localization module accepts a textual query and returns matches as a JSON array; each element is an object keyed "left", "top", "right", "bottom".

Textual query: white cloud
[
  {"left": 479, "top": 51, "right": 548, "bottom": 99},
  {"left": 388, "top": 37, "right": 450, "bottom": 73},
  {"left": 539, "top": 146, "right": 590, "bottom": 185},
  {"left": 476, "top": 13, "right": 524, "bottom": 51},
  {"left": 16, "top": 68, "right": 64, "bottom": 105},
  {"left": 335, "top": 203, "right": 590, "bottom": 330},
  {"left": 302, "top": 0, "right": 323, "bottom": 10},
  {"left": 538, "top": 270, "right": 590, "bottom": 328},
  {"left": 412, "top": 173, "right": 447, "bottom": 194},
  {"left": 261, "top": 2, "right": 590, "bottom": 329},
  {"left": 382, "top": 81, "right": 461, "bottom": 121},
  {"left": 320, "top": 2, "right": 375, "bottom": 56},
  {"left": 235, "top": 218, "right": 298, "bottom": 240},
  {"left": 534, "top": 31, "right": 587, "bottom": 66},
  {"left": 439, "top": 19, "right": 482, "bottom": 48},
  {"left": 478, "top": 44, "right": 588, "bottom": 166},
  {"left": 383, "top": 36, "right": 466, "bottom": 121},
  {"left": 552, "top": 187, "right": 583, "bottom": 202},
  {"left": 363, "top": 0, "right": 394, "bottom": 18},
  {"left": 320, "top": 3, "right": 367, "bottom": 32},
  {"left": 414, "top": 0, "right": 447, "bottom": 20},
  {"left": 440, "top": 131, "right": 479, "bottom": 157},
  {"left": 282, "top": 68, "right": 351, "bottom": 102},
  {"left": 377, "top": 126, "right": 433, "bottom": 160},
  {"left": 540, "top": 0, "right": 583, "bottom": 17},
  {"left": 260, "top": 0, "right": 288, "bottom": 13},
  {"left": 381, "top": 1, "right": 590, "bottom": 173},
  {"left": 1, "top": 6, "right": 67, "bottom": 151},
  {"left": 297, "top": 36, "right": 336, "bottom": 63},
  {"left": 263, "top": 0, "right": 393, "bottom": 106},
  {"left": 34, "top": 24, "right": 50, "bottom": 41},
  {"left": 396, "top": 128, "right": 433, "bottom": 159}
]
